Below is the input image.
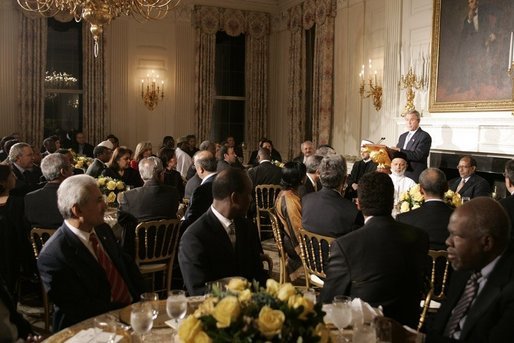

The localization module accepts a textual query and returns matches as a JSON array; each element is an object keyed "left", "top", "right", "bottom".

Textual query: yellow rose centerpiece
[
  {"left": 398, "top": 184, "right": 462, "bottom": 213},
  {"left": 96, "top": 176, "right": 125, "bottom": 206},
  {"left": 70, "top": 149, "right": 93, "bottom": 170},
  {"left": 178, "top": 278, "right": 329, "bottom": 342}
]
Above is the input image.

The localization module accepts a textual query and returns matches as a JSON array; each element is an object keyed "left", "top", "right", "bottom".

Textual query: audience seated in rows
[{"left": 178, "top": 168, "right": 267, "bottom": 295}]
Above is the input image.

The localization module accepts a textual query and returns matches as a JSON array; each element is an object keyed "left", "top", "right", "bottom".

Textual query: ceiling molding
[{"left": 190, "top": 0, "right": 280, "bottom": 13}]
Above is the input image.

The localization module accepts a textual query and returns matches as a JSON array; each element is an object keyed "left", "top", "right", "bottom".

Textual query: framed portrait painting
[{"left": 429, "top": 0, "right": 514, "bottom": 112}]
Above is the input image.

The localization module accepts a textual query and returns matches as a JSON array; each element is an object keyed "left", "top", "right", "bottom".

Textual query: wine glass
[
  {"left": 332, "top": 296, "right": 352, "bottom": 341},
  {"left": 130, "top": 302, "right": 154, "bottom": 342},
  {"left": 140, "top": 292, "right": 159, "bottom": 320},
  {"left": 166, "top": 290, "right": 187, "bottom": 328}
]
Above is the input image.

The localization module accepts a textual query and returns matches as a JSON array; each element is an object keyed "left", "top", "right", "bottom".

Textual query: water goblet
[
  {"left": 140, "top": 292, "right": 159, "bottom": 320},
  {"left": 166, "top": 290, "right": 187, "bottom": 329},
  {"left": 332, "top": 296, "right": 352, "bottom": 341},
  {"left": 130, "top": 302, "right": 154, "bottom": 342}
]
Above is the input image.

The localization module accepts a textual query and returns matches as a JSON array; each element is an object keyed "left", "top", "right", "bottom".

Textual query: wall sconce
[
  {"left": 359, "top": 60, "right": 383, "bottom": 111},
  {"left": 141, "top": 70, "right": 164, "bottom": 111}
]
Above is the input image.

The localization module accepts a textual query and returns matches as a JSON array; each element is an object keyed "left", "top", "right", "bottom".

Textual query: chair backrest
[
  {"left": 134, "top": 219, "right": 181, "bottom": 266},
  {"left": 428, "top": 249, "right": 450, "bottom": 301},
  {"left": 30, "top": 228, "right": 56, "bottom": 259},
  {"left": 297, "top": 228, "right": 335, "bottom": 288},
  {"left": 255, "top": 184, "right": 282, "bottom": 211},
  {"left": 269, "top": 211, "right": 287, "bottom": 283}
]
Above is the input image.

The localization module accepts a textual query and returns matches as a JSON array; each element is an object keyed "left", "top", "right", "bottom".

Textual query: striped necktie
[
  {"left": 89, "top": 232, "right": 132, "bottom": 305},
  {"left": 444, "top": 272, "right": 481, "bottom": 337}
]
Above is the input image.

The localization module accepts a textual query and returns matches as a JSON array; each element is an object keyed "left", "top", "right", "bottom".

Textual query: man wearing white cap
[
  {"left": 86, "top": 140, "right": 113, "bottom": 178},
  {"left": 345, "top": 139, "right": 377, "bottom": 200}
]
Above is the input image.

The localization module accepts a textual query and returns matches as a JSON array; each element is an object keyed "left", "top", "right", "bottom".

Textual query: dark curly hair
[
  {"left": 280, "top": 161, "right": 306, "bottom": 190},
  {"left": 357, "top": 172, "right": 394, "bottom": 216}
]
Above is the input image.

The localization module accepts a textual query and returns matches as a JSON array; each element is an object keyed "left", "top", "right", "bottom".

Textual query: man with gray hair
[
  {"left": 37, "top": 175, "right": 143, "bottom": 331},
  {"left": 302, "top": 155, "right": 363, "bottom": 238},
  {"left": 119, "top": 156, "right": 179, "bottom": 222},
  {"left": 298, "top": 154, "right": 323, "bottom": 197},
  {"left": 24, "top": 153, "right": 73, "bottom": 229},
  {"left": 8, "top": 142, "right": 42, "bottom": 194},
  {"left": 397, "top": 168, "right": 454, "bottom": 250},
  {"left": 293, "top": 140, "right": 314, "bottom": 164}
]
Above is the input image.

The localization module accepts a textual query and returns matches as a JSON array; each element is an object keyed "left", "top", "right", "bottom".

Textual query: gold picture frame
[{"left": 429, "top": 0, "right": 514, "bottom": 112}]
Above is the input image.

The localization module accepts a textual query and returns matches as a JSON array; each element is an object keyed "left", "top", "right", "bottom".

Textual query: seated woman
[
  {"left": 158, "top": 147, "right": 185, "bottom": 199},
  {"left": 130, "top": 141, "right": 153, "bottom": 171},
  {"left": 274, "top": 161, "right": 306, "bottom": 282},
  {"left": 102, "top": 146, "right": 143, "bottom": 188}
]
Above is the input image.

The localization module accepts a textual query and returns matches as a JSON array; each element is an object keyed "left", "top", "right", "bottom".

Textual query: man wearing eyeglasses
[{"left": 449, "top": 155, "right": 490, "bottom": 199}]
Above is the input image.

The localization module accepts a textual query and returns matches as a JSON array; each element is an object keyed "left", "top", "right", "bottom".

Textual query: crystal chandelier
[{"left": 17, "top": 0, "right": 182, "bottom": 57}]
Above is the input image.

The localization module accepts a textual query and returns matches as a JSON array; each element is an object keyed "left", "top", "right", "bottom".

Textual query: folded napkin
[
  {"left": 351, "top": 298, "right": 383, "bottom": 324},
  {"left": 65, "top": 328, "right": 123, "bottom": 343}
]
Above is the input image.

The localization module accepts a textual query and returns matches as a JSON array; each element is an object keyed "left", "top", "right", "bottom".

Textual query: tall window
[
  {"left": 211, "top": 32, "right": 245, "bottom": 143},
  {"left": 44, "top": 18, "right": 83, "bottom": 138}
]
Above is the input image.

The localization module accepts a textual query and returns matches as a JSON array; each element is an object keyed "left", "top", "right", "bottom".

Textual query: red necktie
[{"left": 89, "top": 231, "right": 131, "bottom": 305}]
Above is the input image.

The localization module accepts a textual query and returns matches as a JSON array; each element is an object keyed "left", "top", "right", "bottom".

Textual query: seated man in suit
[
  {"left": 25, "top": 153, "right": 73, "bottom": 229},
  {"left": 119, "top": 156, "right": 179, "bottom": 222},
  {"left": 181, "top": 151, "right": 218, "bottom": 231},
  {"left": 397, "top": 168, "right": 454, "bottom": 250},
  {"left": 320, "top": 172, "right": 429, "bottom": 328},
  {"left": 298, "top": 154, "right": 323, "bottom": 197},
  {"left": 293, "top": 140, "right": 314, "bottom": 164},
  {"left": 37, "top": 175, "right": 143, "bottom": 332},
  {"left": 248, "top": 147, "right": 282, "bottom": 187},
  {"left": 302, "top": 155, "right": 363, "bottom": 238},
  {"left": 500, "top": 159, "right": 514, "bottom": 238},
  {"left": 449, "top": 155, "right": 490, "bottom": 199},
  {"left": 71, "top": 131, "right": 94, "bottom": 157},
  {"left": 216, "top": 145, "right": 239, "bottom": 172},
  {"left": 179, "top": 168, "right": 267, "bottom": 295},
  {"left": 86, "top": 141, "right": 113, "bottom": 178},
  {"left": 8, "top": 142, "right": 42, "bottom": 195},
  {"left": 345, "top": 140, "right": 377, "bottom": 200}
]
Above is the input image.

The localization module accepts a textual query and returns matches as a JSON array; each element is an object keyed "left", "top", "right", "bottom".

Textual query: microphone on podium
[{"left": 376, "top": 137, "right": 386, "bottom": 145}]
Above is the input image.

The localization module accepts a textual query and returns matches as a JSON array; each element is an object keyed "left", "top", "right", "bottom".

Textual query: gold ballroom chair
[
  {"left": 418, "top": 249, "right": 450, "bottom": 331},
  {"left": 297, "top": 228, "right": 334, "bottom": 288},
  {"left": 134, "top": 219, "right": 181, "bottom": 297},
  {"left": 254, "top": 184, "right": 282, "bottom": 239},
  {"left": 30, "top": 228, "right": 56, "bottom": 331},
  {"left": 269, "top": 211, "right": 288, "bottom": 284}
]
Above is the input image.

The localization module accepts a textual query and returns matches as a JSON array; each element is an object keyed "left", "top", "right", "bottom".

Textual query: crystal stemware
[
  {"left": 130, "top": 302, "right": 154, "bottom": 342},
  {"left": 166, "top": 290, "right": 187, "bottom": 328}
]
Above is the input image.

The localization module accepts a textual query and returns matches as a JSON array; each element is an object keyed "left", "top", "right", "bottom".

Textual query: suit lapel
[
  {"left": 206, "top": 210, "right": 234, "bottom": 254},
  {"left": 61, "top": 225, "right": 106, "bottom": 279}
]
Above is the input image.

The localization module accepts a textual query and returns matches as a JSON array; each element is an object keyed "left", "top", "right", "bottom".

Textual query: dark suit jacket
[
  {"left": 178, "top": 208, "right": 267, "bottom": 295},
  {"left": 11, "top": 164, "right": 43, "bottom": 195},
  {"left": 71, "top": 143, "right": 94, "bottom": 157},
  {"left": 320, "top": 216, "right": 429, "bottom": 327},
  {"left": 37, "top": 223, "right": 143, "bottom": 331},
  {"left": 449, "top": 174, "right": 490, "bottom": 199},
  {"left": 184, "top": 174, "right": 201, "bottom": 200},
  {"left": 396, "top": 128, "right": 432, "bottom": 182},
  {"left": 500, "top": 194, "right": 514, "bottom": 240},
  {"left": 86, "top": 158, "right": 106, "bottom": 178},
  {"left": 181, "top": 176, "right": 215, "bottom": 231},
  {"left": 292, "top": 154, "right": 304, "bottom": 163},
  {"left": 397, "top": 200, "right": 453, "bottom": 250},
  {"left": 345, "top": 160, "right": 377, "bottom": 199},
  {"left": 427, "top": 245, "right": 514, "bottom": 342},
  {"left": 302, "top": 188, "right": 363, "bottom": 238},
  {"left": 248, "top": 161, "right": 282, "bottom": 187},
  {"left": 119, "top": 179, "right": 179, "bottom": 221},
  {"left": 298, "top": 175, "right": 322, "bottom": 198},
  {"left": 248, "top": 150, "right": 283, "bottom": 167},
  {"left": 24, "top": 182, "right": 63, "bottom": 229},
  {"left": 216, "top": 160, "right": 232, "bottom": 172}
]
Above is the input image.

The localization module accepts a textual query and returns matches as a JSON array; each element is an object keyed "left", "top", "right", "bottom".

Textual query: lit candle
[
  {"left": 507, "top": 31, "right": 513, "bottom": 70},
  {"left": 374, "top": 70, "right": 377, "bottom": 85}
]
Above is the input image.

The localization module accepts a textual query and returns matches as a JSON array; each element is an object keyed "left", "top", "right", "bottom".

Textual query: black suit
[
  {"left": 345, "top": 159, "right": 377, "bottom": 199},
  {"left": 181, "top": 176, "right": 215, "bottom": 231},
  {"left": 396, "top": 128, "right": 432, "bottom": 182},
  {"left": 178, "top": 208, "right": 267, "bottom": 295},
  {"left": 302, "top": 188, "right": 363, "bottom": 238},
  {"left": 320, "top": 216, "right": 429, "bottom": 327},
  {"left": 11, "top": 164, "right": 43, "bottom": 195},
  {"left": 24, "top": 182, "right": 63, "bottom": 229},
  {"left": 184, "top": 174, "right": 201, "bottom": 200},
  {"left": 500, "top": 194, "right": 514, "bottom": 239},
  {"left": 397, "top": 200, "right": 453, "bottom": 250},
  {"left": 449, "top": 174, "right": 490, "bottom": 199},
  {"left": 37, "top": 223, "right": 143, "bottom": 331},
  {"left": 86, "top": 158, "right": 107, "bottom": 178},
  {"left": 216, "top": 160, "right": 232, "bottom": 172},
  {"left": 248, "top": 150, "right": 283, "bottom": 167},
  {"left": 427, "top": 245, "right": 514, "bottom": 342},
  {"left": 298, "top": 175, "right": 322, "bottom": 198},
  {"left": 248, "top": 161, "right": 282, "bottom": 187}
]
